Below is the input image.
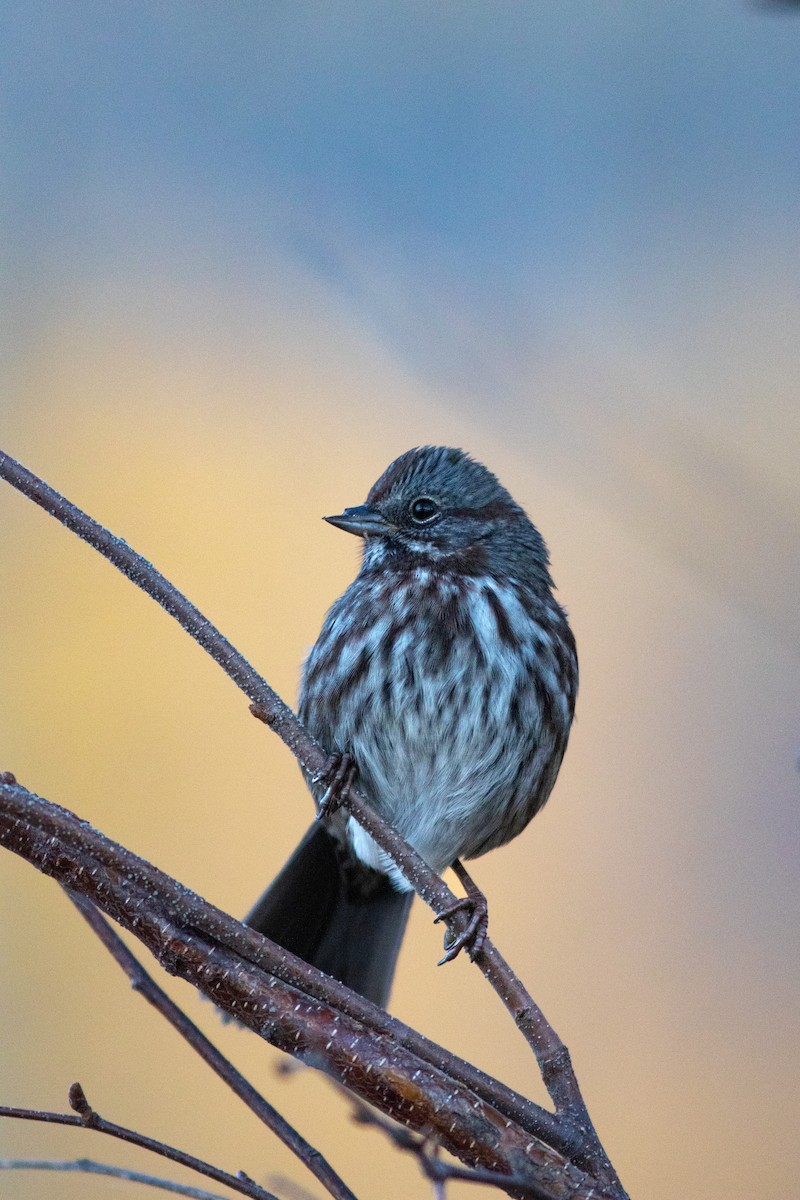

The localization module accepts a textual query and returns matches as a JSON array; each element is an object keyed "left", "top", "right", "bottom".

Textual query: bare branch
[
  {"left": 0, "top": 1088, "right": 280, "bottom": 1200},
  {"left": 0, "top": 450, "right": 628, "bottom": 1197},
  {"left": 0, "top": 775, "right": 614, "bottom": 1200},
  {"left": 0, "top": 772, "right": 564, "bottom": 1158},
  {"left": 67, "top": 891, "right": 357, "bottom": 1200},
  {"left": 349, "top": 1099, "right": 557, "bottom": 1199},
  {"left": 0, "top": 453, "right": 604, "bottom": 1132},
  {"left": 0, "top": 1158, "right": 237, "bottom": 1200}
]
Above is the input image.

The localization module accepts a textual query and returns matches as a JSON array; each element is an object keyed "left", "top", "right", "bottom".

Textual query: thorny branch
[{"left": 0, "top": 449, "right": 628, "bottom": 1198}]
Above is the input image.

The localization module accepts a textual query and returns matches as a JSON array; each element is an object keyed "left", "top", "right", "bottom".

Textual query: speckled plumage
[
  {"left": 247, "top": 446, "right": 577, "bottom": 1007},
  {"left": 300, "top": 446, "right": 577, "bottom": 888}
]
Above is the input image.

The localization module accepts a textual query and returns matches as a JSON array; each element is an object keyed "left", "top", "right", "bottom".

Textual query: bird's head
[{"left": 324, "top": 446, "right": 552, "bottom": 583}]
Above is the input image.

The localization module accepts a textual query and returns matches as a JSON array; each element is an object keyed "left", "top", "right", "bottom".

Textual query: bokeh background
[{"left": 2, "top": 3, "right": 799, "bottom": 1198}]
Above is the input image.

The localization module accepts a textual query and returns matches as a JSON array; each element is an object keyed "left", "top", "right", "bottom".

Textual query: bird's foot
[
  {"left": 434, "top": 862, "right": 489, "bottom": 964},
  {"left": 316, "top": 752, "right": 357, "bottom": 820}
]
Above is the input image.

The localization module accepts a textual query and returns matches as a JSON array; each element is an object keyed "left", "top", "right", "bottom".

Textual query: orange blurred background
[{"left": 2, "top": 5, "right": 799, "bottom": 1200}]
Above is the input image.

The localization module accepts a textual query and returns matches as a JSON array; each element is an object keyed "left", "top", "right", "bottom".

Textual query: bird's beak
[{"left": 323, "top": 504, "right": 391, "bottom": 538}]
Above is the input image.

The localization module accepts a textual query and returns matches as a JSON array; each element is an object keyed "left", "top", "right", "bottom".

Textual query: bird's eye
[{"left": 408, "top": 496, "right": 439, "bottom": 525}]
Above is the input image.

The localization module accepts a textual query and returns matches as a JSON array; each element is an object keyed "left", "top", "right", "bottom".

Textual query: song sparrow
[{"left": 246, "top": 446, "right": 577, "bottom": 1007}]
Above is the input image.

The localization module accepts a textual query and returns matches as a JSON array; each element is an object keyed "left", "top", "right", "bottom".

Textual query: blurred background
[{"left": 1, "top": 3, "right": 798, "bottom": 1198}]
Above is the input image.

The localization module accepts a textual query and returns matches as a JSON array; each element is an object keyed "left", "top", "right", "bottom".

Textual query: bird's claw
[
  {"left": 434, "top": 891, "right": 489, "bottom": 965},
  {"left": 316, "top": 752, "right": 357, "bottom": 820}
]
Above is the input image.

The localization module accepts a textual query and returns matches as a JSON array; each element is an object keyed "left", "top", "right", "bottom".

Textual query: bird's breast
[{"left": 299, "top": 569, "right": 575, "bottom": 874}]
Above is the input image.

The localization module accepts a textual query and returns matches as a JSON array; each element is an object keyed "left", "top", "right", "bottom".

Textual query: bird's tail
[{"left": 244, "top": 822, "right": 413, "bottom": 1009}]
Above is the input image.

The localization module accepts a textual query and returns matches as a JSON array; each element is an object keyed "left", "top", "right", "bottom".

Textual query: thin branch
[
  {"left": 0, "top": 772, "right": 565, "bottom": 1164},
  {"left": 67, "top": 890, "right": 357, "bottom": 1200},
  {"left": 0, "top": 450, "right": 626, "bottom": 1196},
  {"left": 0, "top": 1087, "right": 280, "bottom": 1200},
  {"left": 0, "top": 777, "right": 611, "bottom": 1200},
  {"left": 0, "top": 459, "right": 590, "bottom": 1107},
  {"left": 349, "top": 1099, "right": 556, "bottom": 1200},
  {"left": 0, "top": 1158, "right": 237, "bottom": 1200}
]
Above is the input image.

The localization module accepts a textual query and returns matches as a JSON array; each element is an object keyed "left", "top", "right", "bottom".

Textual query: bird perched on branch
[{"left": 246, "top": 446, "right": 577, "bottom": 1008}]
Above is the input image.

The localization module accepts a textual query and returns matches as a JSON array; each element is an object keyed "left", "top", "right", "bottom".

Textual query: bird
[{"left": 245, "top": 446, "right": 577, "bottom": 1008}]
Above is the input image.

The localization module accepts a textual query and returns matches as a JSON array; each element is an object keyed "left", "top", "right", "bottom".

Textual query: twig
[
  {"left": 349, "top": 1099, "right": 556, "bottom": 1200},
  {"left": 0, "top": 775, "right": 567, "bottom": 1165},
  {"left": 0, "top": 777, "right": 606, "bottom": 1200},
  {"left": 67, "top": 891, "right": 355, "bottom": 1200},
  {"left": 0, "top": 1087, "right": 280, "bottom": 1200},
  {"left": 0, "top": 450, "right": 626, "bottom": 1196},
  {"left": 0, "top": 1158, "right": 236, "bottom": 1200},
  {"left": 67, "top": 891, "right": 357, "bottom": 1200}
]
